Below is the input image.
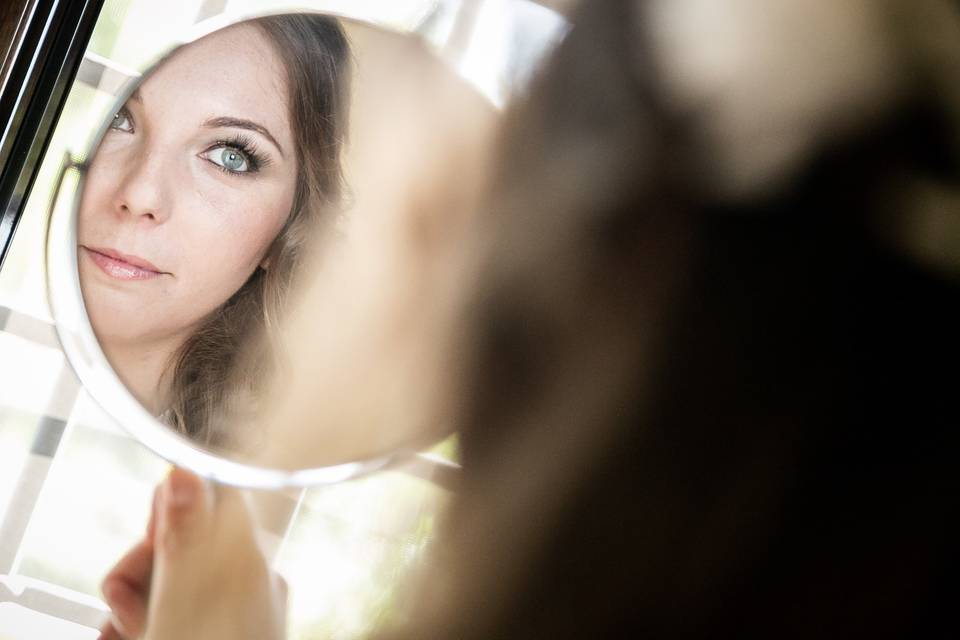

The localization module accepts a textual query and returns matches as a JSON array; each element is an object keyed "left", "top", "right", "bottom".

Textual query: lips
[{"left": 82, "top": 246, "right": 168, "bottom": 281}]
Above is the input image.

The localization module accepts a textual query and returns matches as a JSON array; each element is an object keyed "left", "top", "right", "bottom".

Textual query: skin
[
  {"left": 78, "top": 23, "right": 297, "bottom": 413},
  {"left": 99, "top": 468, "right": 285, "bottom": 640}
]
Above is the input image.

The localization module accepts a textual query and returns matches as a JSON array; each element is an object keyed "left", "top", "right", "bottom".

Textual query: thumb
[
  {"left": 143, "top": 468, "right": 284, "bottom": 640},
  {"left": 142, "top": 468, "right": 216, "bottom": 640},
  {"left": 153, "top": 467, "right": 214, "bottom": 559}
]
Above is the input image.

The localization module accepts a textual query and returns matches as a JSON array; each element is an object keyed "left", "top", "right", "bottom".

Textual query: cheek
[{"left": 178, "top": 180, "right": 293, "bottom": 290}]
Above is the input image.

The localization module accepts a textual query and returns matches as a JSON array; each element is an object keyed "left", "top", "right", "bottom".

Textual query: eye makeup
[
  {"left": 202, "top": 134, "right": 273, "bottom": 176},
  {"left": 105, "top": 102, "right": 275, "bottom": 177}
]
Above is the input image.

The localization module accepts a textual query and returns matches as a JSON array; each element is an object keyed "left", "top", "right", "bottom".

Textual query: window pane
[
  {"left": 279, "top": 473, "right": 449, "bottom": 639},
  {"left": 15, "top": 394, "right": 167, "bottom": 596}
]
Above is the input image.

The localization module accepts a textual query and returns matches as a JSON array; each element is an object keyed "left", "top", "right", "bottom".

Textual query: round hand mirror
[{"left": 43, "top": 7, "right": 530, "bottom": 488}]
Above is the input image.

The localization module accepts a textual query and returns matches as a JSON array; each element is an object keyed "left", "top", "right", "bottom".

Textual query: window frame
[{"left": 0, "top": 0, "right": 104, "bottom": 270}]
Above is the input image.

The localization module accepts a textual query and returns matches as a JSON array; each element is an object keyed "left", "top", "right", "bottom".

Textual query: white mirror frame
[
  {"left": 45, "top": 9, "right": 431, "bottom": 489},
  {"left": 43, "top": 2, "right": 565, "bottom": 489},
  {"left": 46, "top": 152, "right": 399, "bottom": 489}
]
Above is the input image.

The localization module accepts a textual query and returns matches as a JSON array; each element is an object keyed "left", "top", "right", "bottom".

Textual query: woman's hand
[{"left": 98, "top": 468, "right": 286, "bottom": 640}]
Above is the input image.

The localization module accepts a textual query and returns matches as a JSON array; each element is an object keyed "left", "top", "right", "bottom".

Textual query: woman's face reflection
[{"left": 78, "top": 24, "right": 297, "bottom": 379}]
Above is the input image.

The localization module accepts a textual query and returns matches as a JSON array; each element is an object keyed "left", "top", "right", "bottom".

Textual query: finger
[
  {"left": 97, "top": 619, "right": 123, "bottom": 640},
  {"left": 97, "top": 620, "right": 127, "bottom": 640},
  {"left": 102, "top": 539, "right": 153, "bottom": 595},
  {"left": 101, "top": 578, "right": 147, "bottom": 639},
  {"left": 101, "top": 539, "right": 153, "bottom": 638},
  {"left": 154, "top": 467, "right": 213, "bottom": 557},
  {"left": 146, "top": 470, "right": 283, "bottom": 639}
]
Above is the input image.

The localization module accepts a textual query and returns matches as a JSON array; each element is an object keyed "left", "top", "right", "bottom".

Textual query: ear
[{"left": 259, "top": 256, "right": 271, "bottom": 271}]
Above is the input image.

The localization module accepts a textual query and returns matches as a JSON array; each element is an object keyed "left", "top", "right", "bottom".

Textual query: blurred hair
[{"left": 376, "top": 0, "right": 960, "bottom": 637}]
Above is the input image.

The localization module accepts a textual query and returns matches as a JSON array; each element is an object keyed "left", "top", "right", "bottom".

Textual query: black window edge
[{"left": 0, "top": 0, "right": 105, "bottom": 271}]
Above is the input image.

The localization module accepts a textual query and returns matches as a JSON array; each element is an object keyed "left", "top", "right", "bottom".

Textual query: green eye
[
  {"left": 202, "top": 145, "right": 253, "bottom": 174},
  {"left": 201, "top": 137, "right": 263, "bottom": 175},
  {"left": 219, "top": 148, "right": 248, "bottom": 172}
]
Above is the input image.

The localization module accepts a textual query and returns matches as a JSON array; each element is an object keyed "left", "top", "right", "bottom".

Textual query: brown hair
[
  {"left": 164, "top": 13, "right": 351, "bottom": 447},
  {"left": 374, "top": 1, "right": 960, "bottom": 638}
]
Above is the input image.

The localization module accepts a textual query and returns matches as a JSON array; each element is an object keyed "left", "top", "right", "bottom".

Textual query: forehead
[{"left": 138, "top": 23, "right": 290, "bottom": 138}]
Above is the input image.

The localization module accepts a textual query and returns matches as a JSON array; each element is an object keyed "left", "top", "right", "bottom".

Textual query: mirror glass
[{"left": 46, "top": 10, "right": 503, "bottom": 487}]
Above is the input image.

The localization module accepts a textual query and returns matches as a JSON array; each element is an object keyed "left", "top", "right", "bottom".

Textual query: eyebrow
[{"left": 202, "top": 116, "right": 285, "bottom": 157}]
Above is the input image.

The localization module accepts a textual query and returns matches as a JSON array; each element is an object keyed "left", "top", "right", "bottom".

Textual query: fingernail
[{"left": 166, "top": 470, "right": 197, "bottom": 508}]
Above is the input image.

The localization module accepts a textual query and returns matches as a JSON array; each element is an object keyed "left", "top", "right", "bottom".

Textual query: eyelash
[
  {"left": 108, "top": 108, "right": 270, "bottom": 178},
  {"left": 205, "top": 135, "right": 270, "bottom": 176}
]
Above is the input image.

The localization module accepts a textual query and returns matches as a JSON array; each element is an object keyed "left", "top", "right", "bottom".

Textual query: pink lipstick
[{"left": 82, "top": 246, "right": 167, "bottom": 281}]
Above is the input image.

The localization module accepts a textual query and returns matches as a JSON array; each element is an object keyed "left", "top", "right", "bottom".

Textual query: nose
[{"left": 113, "top": 147, "right": 171, "bottom": 223}]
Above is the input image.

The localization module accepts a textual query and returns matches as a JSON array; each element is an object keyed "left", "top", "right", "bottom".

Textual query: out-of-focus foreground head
[{"left": 364, "top": 0, "right": 960, "bottom": 638}]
